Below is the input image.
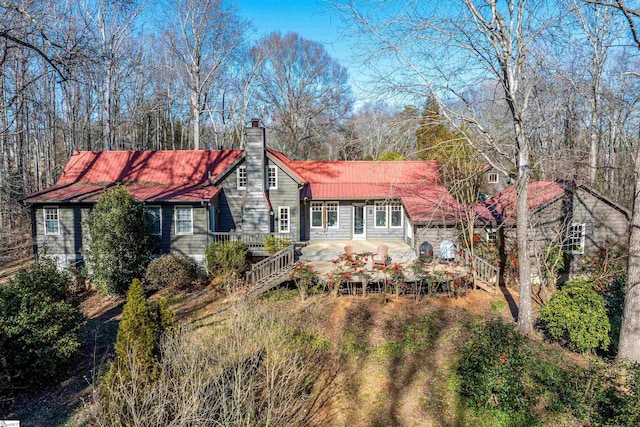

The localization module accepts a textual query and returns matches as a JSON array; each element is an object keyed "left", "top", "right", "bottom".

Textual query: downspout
[{"left": 30, "top": 204, "right": 38, "bottom": 262}]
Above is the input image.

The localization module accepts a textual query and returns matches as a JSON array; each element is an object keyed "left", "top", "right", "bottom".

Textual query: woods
[{"left": 2, "top": 0, "right": 640, "bottom": 344}]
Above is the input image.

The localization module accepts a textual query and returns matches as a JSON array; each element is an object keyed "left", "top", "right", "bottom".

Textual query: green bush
[
  {"left": 538, "top": 280, "right": 610, "bottom": 353},
  {"left": 458, "top": 318, "right": 532, "bottom": 413},
  {"left": 85, "top": 185, "right": 157, "bottom": 295},
  {"left": 144, "top": 253, "right": 200, "bottom": 290},
  {"left": 591, "top": 362, "right": 640, "bottom": 427},
  {"left": 205, "top": 241, "right": 249, "bottom": 278},
  {"left": 0, "top": 262, "right": 84, "bottom": 390},
  {"left": 104, "top": 279, "right": 170, "bottom": 386},
  {"left": 264, "top": 236, "right": 292, "bottom": 254}
]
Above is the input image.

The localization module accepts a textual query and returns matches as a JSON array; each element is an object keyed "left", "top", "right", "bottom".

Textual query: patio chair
[
  {"left": 344, "top": 246, "right": 363, "bottom": 267},
  {"left": 372, "top": 245, "right": 388, "bottom": 268}
]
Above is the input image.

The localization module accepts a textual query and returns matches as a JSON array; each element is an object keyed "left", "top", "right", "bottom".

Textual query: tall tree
[
  {"left": 163, "top": 0, "right": 245, "bottom": 150},
  {"left": 335, "top": 0, "right": 555, "bottom": 333},
  {"left": 251, "top": 31, "right": 353, "bottom": 159},
  {"left": 587, "top": 0, "right": 640, "bottom": 362}
]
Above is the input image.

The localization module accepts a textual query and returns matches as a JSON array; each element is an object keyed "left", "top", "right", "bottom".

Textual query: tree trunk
[
  {"left": 515, "top": 122, "right": 533, "bottom": 334},
  {"left": 618, "top": 146, "right": 640, "bottom": 361},
  {"left": 191, "top": 88, "right": 200, "bottom": 150}
]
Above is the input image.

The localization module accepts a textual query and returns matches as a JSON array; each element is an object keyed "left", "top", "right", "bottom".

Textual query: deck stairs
[
  {"left": 463, "top": 250, "right": 499, "bottom": 292},
  {"left": 245, "top": 244, "right": 296, "bottom": 296}
]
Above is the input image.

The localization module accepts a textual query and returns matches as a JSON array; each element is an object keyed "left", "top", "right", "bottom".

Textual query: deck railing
[
  {"left": 464, "top": 249, "right": 499, "bottom": 290},
  {"left": 245, "top": 244, "right": 295, "bottom": 286},
  {"left": 208, "top": 232, "right": 291, "bottom": 251}
]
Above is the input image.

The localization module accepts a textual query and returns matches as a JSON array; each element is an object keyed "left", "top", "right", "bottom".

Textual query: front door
[{"left": 353, "top": 205, "right": 366, "bottom": 239}]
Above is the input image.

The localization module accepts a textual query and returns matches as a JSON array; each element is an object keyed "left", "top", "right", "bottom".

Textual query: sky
[{"left": 234, "top": 0, "right": 369, "bottom": 106}]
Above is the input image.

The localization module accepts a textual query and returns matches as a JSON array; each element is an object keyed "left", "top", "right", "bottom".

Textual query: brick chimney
[{"left": 241, "top": 119, "right": 271, "bottom": 233}]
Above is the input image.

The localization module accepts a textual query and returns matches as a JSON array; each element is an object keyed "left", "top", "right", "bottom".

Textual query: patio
[{"left": 298, "top": 239, "right": 417, "bottom": 262}]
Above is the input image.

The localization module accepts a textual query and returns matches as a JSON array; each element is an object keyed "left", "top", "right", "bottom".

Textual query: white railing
[{"left": 208, "top": 232, "right": 291, "bottom": 250}]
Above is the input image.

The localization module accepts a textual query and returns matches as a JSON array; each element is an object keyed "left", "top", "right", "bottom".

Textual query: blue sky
[{"left": 235, "top": 0, "right": 368, "bottom": 105}]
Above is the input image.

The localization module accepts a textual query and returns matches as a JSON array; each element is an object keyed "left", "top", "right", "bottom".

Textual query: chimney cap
[{"left": 250, "top": 118, "right": 260, "bottom": 128}]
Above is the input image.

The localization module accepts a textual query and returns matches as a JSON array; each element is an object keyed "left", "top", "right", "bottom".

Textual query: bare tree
[
  {"left": 586, "top": 0, "right": 640, "bottom": 362},
  {"left": 251, "top": 31, "right": 353, "bottom": 159},
  {"left": 334, "top": 0, "right": 559, "bottom": 333},
  {"left": 162, "top": 0, "right": 246, "bottom": 150}
]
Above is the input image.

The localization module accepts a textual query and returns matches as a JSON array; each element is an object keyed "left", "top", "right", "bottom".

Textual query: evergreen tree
[
  {"left": 415, "top": 98, "right": 481, "bottom": 203},
  {"left": 85, "top": 185, "right": 157, "bottom": 295},
  {"left": 105, "top": 279, "right": 159, "bottom": 385}
]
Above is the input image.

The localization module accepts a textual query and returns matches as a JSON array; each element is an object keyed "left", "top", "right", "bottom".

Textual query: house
[
  {"left": 481, "top": 164, "right": 512, "bottom": 198},
  {"left": 475, "top": 180, "right": 630, "bottom": 279},
  {"left": 23, "top": 120, "right": 463, "bottom": 269}
]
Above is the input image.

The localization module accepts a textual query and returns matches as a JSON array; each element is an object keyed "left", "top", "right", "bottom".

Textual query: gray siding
[
  {"left": 308, "top": 200, "right": 353, "bottom": 239},
  {"left": 413, "top": 225, "right": 460, "bottom": 261},
  {"left": 365, "top": 204, "right": 404, "bottom": 239},
  {"left": 34, "top": 204, "right": 91, "bottom": 267},
  {"left": 266, "top": 159, "right": 301, "bottom": 240},
  {"left": 166, "top": 204, "right": 208, "bottom": 262},
  {"left": 571, "top": 188, "right": 629, "bottom": 253}
]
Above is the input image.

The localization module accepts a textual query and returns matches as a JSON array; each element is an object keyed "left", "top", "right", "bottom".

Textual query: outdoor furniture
[
  {"left": 344, "top": 245, "right": 363, "bottom": 267},
  {"left": 372, "top": 245, "right": 388, "bottom": 268}
]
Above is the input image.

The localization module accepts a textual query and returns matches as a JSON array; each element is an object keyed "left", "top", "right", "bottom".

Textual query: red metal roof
[
  {"left": 27, "top": 150, "right": 242, "bottom": 203},
  {"left": 399, "top": 186, "right": 464, "bottom": 224},
  {"left": 23, "top": 183, "right": 222, "bottom": 203},
  {"left": 292, "top": 160, "right": 441, "bottom": 199},
  {"left": 56, "top": 150, "right": 243, "bottom": 186},
  {"left": 478, "top": 180, "right": 566, "bottom": 222}
]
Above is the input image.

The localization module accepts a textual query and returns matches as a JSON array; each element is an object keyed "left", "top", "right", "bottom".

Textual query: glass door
[{"left": 353, "top": 205, "right": 365, "bottom": 239}]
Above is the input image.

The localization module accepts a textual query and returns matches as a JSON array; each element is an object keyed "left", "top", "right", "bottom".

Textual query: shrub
[
  {"left": 264, "top": 235, "right": 292, "bottom": 254},
  {"left": 144, "top": 253, "right": 200, "bottom": 290},
  {"left": 290, "top": 262, "right": 316, "bottom": 301},
  {"left": 0, "top": 262, "right": 84, "bottom": 390},
  {"left": 205, "top": 241, "right": 249, "bottom": 278},
  {"left": 91, "top": 304, "right": 324, "bottom": 426},
  {"left": 538, "top": 280, "right": 610, "bottom": 353},
  {"left": 85, "top": 186, "right": 157, "bottom": 295},
  {"left": 458, "top": 318, "right": 532, "bottom": 413}
]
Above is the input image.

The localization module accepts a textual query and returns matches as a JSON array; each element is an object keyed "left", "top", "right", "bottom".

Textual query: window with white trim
[
  {"left": 488, "top": 172, "right": 499, "bottom": 183},
  {"left": 566, "top": 223, "right": 586, "bottom": 254},
  {"left": 278, "top": 206, "right": 290, "bottom": 233},
  {"left": 175, "top": 206, "right": 193, "bottom": 235},
  {"left": 390, "top": 204, "right": 403, "bottom": 228},
  {"left": 311, "top": 202, "right": 323, "bottom": 228},
  {"left": 326, "top": 202, "right": 339, "bottom": 228},
  {"left": 237, "top": 165, "right": 247, "bottom": 189},
  {"left": 147, "top": 206, "right": 162, "bottom": 235},
  {"left": 310, "top": 202, "right": 339, "bottom": 229},
  {"left": 486, "top": 228, "right": 498, "bottom": 242},
  {"left": 375, "top": 203, "right": 387, "bottom": 228},
  {"left": 268, "top": 165, "right": 278, "bottom": 189},
  {"left": 44, "top": 206, "right": 60, "bottom": 235}
]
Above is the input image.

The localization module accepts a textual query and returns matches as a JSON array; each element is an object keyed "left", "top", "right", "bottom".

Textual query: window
[
  {"left": 175, "top": 206, "right": 193, "bottom": 235},
  {"left": 566, "top": 223, "right": 586, "bottom": 254},
  {"left": 278, "top": 206, "right": 290, "bottom": 233},
  {"left": 44, "top": 207, "right": 60, "bottom": 235},
  {"left": 486, "top": 228, "right": 498, "bottom": 242},
  {"left": 268, "top": 165, "right": 278, "bottom": 189},
  {"left": 237, "top": 165, "right": 247, "bottom": 189},
  {"left": 147, "top": 206, "right": 162, "bottom": 235},
  {"left": 375, "top": 203, "right": 387, "bottom": 228},
  {"left": 310, "top": 202, "right": 339, "bottom": 229},
  {"left": 488, "top": 172, "right": 499, "bottom": 184},
  {"left": 390, "top": 204, "right": 403, "bottom": 228},
  {"left": 311, "top": 203, "right": 323, "bottom": 228},
  {"left": 326, "top": 202, "right": 339, "bottom": 228}
]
